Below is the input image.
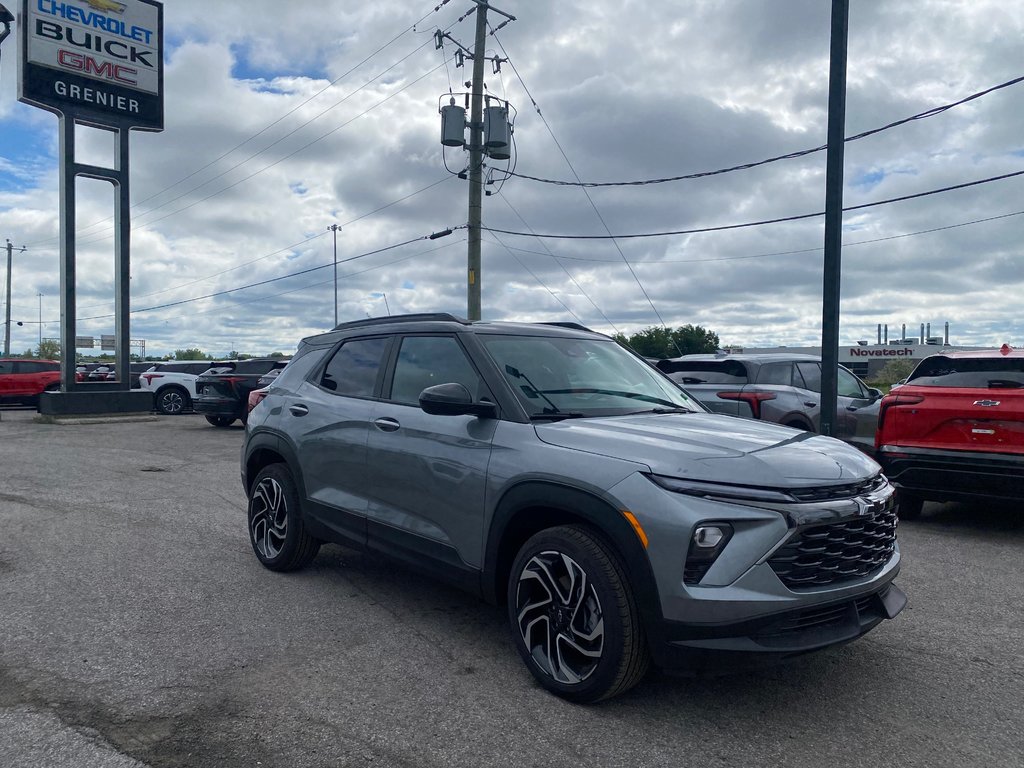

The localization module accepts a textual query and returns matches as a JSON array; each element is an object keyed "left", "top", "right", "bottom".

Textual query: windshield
[
  {"left": 481, "top": 334, "right": 702, "bottom": 417},
  {"left": 908, "top": 355, "right": 1024, "bottom": 388}
]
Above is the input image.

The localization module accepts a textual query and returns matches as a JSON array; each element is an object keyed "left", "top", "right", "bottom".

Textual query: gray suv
[
  {"left": 657, "top": 354, "right": 882, "bottom": 454},
  {"left": 242, "top": 315, "right": 905, "bottom": 702}
]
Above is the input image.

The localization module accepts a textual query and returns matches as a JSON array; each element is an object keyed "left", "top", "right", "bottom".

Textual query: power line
[
  {"left": 71, "top": 229, "right": 462, "bottom": 322},
  {"left": 156, "top": 238, "right": 466, "bottom": 321},
  {"left": 506, "top": 74, "right": 1024, "bottom": 188},
  {"left": 24, "top": 2, "right": 455, "bottom": 249},
  {"left": 507, "top": 209, "right": 1024, "bottom": 264},
  {"left": 489, "top": 27, "right": 675, "bottom": 345},
  {"left": 70, "top": 175, "right": 456, "bottom": 314},
  {"left": 483, "top": 169, "right": 1024, "bottom": 240},
  {"left": 494, "top": 192, "right": 620, "bottom": 334},
  {"left": 63, "top": 60, "right": 448, "bottom": 252}
]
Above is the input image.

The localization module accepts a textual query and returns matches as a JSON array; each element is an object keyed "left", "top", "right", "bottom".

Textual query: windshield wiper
[
  {"left": 540, "top": 388, "right": 685, "bottom": 408},
  {"left": 530, "top": 412, "right": 588, "bottom": 421},
  {"left": 625, "top": 407, "right": 696, "bottom": 415},
  {"left": 505, "top": 365, "right": 562, "bottom": 413}
]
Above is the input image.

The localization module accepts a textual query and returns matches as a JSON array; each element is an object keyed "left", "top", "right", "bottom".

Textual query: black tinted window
[
  {"left": 390, "top": 336, "right": 482, "bottom": 404},
  {"left": 0, "top": 361, "right": 13, "bottom": 374},
  {"left": 321, "top": 338, "right": 388, "bottom": 397},
  {"left": 759, "top": 362, "right": 796, "bottom": 386},
  {"left": 908, "top": 356, "right": 1024, "bottom": 388},
  {"left": 795, "top": 362, "right": 821, "bottom": 392},
  {"left": 232, "top": 360, "right": 281, "bottom": 375},
  {"left": 658, "top": 360, "right": 748, "bottom": 385}
]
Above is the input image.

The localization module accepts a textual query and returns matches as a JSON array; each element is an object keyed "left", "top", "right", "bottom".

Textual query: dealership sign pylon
[{"left": 17, "top": 0, "right": 163, "bottom": 414}]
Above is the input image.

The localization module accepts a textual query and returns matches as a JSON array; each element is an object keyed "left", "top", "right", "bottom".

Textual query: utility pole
[
  {"left": 4, "top": 239, "right": 26, "bottom": 356},
  {"left": 38, "top": 293, "right": 43, "bottom": 348},
  {"left": 466, "top": 4, "right": 488, "bottom": 322},
  {"left": 329, "top": 224, "right": 341, "bottom": 327},
  {"left": 819, "top": 0, "right": 849, "bottom": 437}
]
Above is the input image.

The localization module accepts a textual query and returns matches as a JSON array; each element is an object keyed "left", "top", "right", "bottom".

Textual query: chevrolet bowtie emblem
[
  {"left": 87, "top": 0, "right": 128, "bottom": 14},
  {"left": 973, "top": 400, "right": 1001, "bottom": 407}
]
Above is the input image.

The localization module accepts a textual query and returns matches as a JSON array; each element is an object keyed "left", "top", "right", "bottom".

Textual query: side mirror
[
  {"left": 419, "top": 382, "right": 496, "bottom": 418},
  {"left": 868, "top": 387, "right": 883, "bottom": 401}
]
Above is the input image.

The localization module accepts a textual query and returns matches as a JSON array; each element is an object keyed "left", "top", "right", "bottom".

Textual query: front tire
[
  {"left": 247, "top": 464, "right": 321, "bottom": 572},
  {"left": 156, "top": 386, "right": 189, "bottom": 415},
  {"left": 507, "top": 525, "right": 649, "bottom": 703}
]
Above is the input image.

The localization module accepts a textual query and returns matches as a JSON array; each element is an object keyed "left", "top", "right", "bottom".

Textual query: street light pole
[
  {"left": 38, "top": 293, "right": 43, "bottom": 348},
  {"left": 328, "top": 224, "right": 341, "bottom": 327},
  {"left": 4, "top": 239, "right": 27, "bottom": 356}
]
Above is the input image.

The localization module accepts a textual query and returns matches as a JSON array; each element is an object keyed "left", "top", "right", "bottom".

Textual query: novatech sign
[
  {"left": 19, "top": 0, "right": 163, "bottom": 130},
  {"left": 848, "top": 347, "right": 915, "bottom": 357}
]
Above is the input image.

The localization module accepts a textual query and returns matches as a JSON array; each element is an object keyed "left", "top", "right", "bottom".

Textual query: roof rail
[
  {"left": 332, "top": 313, "right": 469, "bottom": 331},
  {"left": 538, "top": 321, "right": 594, "bottom": 332}
]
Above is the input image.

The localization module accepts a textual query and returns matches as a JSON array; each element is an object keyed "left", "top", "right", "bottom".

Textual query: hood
[{"left": 535, "top": 412, "right": 880, "bottom": 488}]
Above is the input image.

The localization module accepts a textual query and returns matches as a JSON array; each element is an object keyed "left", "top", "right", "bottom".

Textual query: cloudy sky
[{"left": 1, "top": 0, "right": 1021, "bottom": 358}]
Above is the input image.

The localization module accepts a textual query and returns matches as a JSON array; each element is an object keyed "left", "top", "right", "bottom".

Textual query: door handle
[
  {"left": 373, "top": 417, "right": 401, "bottom": 432},
  {"left": 289, "top": 404, "right": 309, "bottom": 416},
  {"left": 803, "top": 401, "right": 817, "bottom": 408}
]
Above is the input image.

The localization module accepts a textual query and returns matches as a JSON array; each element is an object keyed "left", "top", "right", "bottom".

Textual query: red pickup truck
[
  {"left": 875, "top": 344, "right": 1024, "bottom": 518},
  {"left": 0, "top": 358, "right": 62, "bottom": 406}
]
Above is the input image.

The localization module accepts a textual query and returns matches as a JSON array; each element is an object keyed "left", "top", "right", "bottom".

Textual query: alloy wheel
[
  {"left": 515, "top": 550, "right": 604, "bottom": 685},
  {"left": 250, "top": 477, "right": 288, "bottom": 559},
  {"left": 160, "top": 390, "right": 184, "bottom": 414}
]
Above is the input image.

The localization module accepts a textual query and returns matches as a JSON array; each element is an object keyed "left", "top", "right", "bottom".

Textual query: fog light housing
[{"left": 684, "top": 523, "right": 734, "bottom": 585}]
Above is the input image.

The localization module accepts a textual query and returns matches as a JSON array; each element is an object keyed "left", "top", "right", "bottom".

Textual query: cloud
[{"left": 0, "top": 0, "right": 1021, "bottom": 357}]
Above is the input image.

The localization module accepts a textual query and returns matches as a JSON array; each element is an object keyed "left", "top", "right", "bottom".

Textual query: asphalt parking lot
[{"left": 1, "top": 406, "right": 1022, "bottom": 768}]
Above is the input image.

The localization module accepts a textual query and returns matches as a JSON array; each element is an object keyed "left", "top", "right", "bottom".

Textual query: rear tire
[
  {"left": 897, "top": 494, "right": 924, "bottom": 520},
  {"left": 507, "top": 525, "right": 650, "bottom": 703},
  {"left": 156, "top": 386, "right": 189, "bottom": 415},
  {"left": 205, "top": 415, "right": 235, "bottom": 427},
  {"left": 247, "top": 464, "right": 321, "bottom": 572}
]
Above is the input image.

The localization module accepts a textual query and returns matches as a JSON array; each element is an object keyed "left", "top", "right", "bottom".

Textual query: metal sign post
[{"left": 17, "top": 0, "right": 164, "bottom": 414}]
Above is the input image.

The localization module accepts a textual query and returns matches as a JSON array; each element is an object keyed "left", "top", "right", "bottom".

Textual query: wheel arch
[
  {"left": 780, "top": 413, "right": 814, "bottom": 431},
  {"left": 484, "top": 481, "right": 663, "bottom": 636},
  {"left": 244, "top": 431, "right": 305, "bottom": 499}
]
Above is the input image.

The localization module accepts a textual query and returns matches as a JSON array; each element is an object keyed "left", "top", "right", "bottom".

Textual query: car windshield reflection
[{"left": 481, "top": 335, "right": 700, "bottom": 417}]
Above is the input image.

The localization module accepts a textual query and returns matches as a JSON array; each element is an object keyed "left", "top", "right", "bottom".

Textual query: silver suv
[
  {"left": 242, "top": 315, "right": 905, "bottom": 702},
  {"left": 657, "top": 354, "right": 882, "bottom": 454}
]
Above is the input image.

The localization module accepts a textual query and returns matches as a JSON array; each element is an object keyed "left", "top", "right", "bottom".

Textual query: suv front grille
[
  {"left": 789, "top": 474, "right": 888, "bottom": 502},
  {"left": 768, "top": 495, "right": 897, "bottom": 589}
]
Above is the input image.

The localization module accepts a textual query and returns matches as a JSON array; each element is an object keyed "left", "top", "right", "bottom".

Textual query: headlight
[{"left": 646, "top": 473, "right": 793, "bottom": 504}]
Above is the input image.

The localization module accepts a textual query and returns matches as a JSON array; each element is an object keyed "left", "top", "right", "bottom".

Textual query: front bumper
[
  {"left": 607, "top": 471, "right": 905, "bottom": 672},
  {"left": 878, "top": 445, "right": 1024, "bottom": 504},
  {"left": 652, "top": 578, "right": 905, "bottom": 671}
]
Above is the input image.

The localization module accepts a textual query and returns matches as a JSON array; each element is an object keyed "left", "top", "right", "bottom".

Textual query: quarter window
[
  {"left": 320, "top": 337, "right": 388, "bottom": 397},
  {"left": 758, "top": 363, "right": 795, "bottom": 386}
]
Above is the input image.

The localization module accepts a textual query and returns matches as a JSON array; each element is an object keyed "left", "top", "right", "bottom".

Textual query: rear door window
[
  {"left": 794, "top": 362, "right": 821, "bottom": 392},
  {"left": 759, "top": 362, "right": 796, "bottom": 386},
  {"left": 320, "top": 338, "right": 389, "bottom": 397}
]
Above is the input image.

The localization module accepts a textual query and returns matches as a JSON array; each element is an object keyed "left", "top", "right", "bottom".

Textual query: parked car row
[{"left": 655, "top": 353, "right": 882, "bottom": 454}]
